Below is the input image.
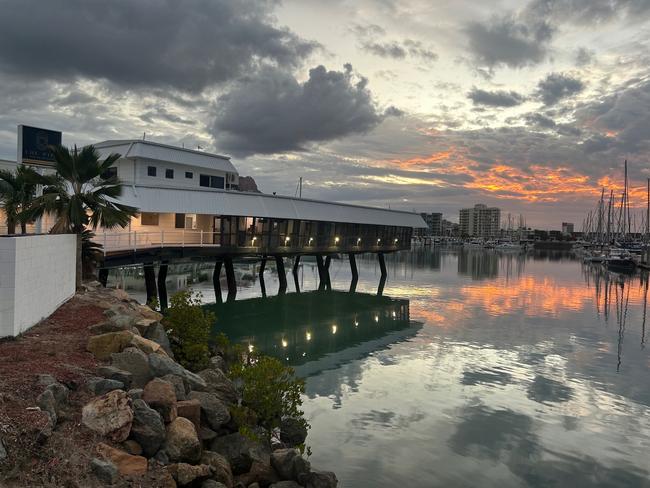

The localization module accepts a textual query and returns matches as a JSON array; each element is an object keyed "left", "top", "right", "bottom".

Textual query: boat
[
  {"left": 604, "top": 248, "right": 637, "bottom": 272},
  {"left": 495, "top": 241, "right": 522, "bottom": 251}
]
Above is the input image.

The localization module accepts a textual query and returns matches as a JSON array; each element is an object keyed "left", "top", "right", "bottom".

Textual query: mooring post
[
  {"left": 143, "top": 263, "right": 158, "bottom": 306},
  {"left": 224, "top": 257, "right": 237, "bottom": 302},
  {"left": 276, "top": 256, "right": 287, "bottom": 294},
  {"left": 98, "top": 268, "right": 109, "bottom": 287},
  {"left": 213, "top": 260, "right": 223, "bottom": 304},
  {"left": 378, "top": 252, "right": 387, "bottom": 278},
  {"left": 157, "top": 261, "right": 169, "bottom": 311},
  {"left": 349, "top": 253, "right": 358, "bottom": 293}
]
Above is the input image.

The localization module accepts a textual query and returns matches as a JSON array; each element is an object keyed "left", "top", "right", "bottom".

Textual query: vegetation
[
  {"left": 0, "top": 165, "right": 41, "bottom": 234},
  {"left": 26, "top": 145, "right": 138, "bottom": 287},
  {"left": 163, "top": 290, "right": 215, "bottom": 371}
]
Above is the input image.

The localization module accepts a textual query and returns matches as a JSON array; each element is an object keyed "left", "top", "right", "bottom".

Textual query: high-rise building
[
  {"left": 561, "top": 222, "right": 574, "bottom": 235},
  {"left": 459, "top": 204, "right": 501, "bottom": 237},
  {"left": 419, "top": 212, "right": 443, "bottom": 236}
]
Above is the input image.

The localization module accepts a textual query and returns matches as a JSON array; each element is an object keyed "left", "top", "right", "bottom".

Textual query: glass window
[
  {"left": 185, "top": 171, "right": 193, "bottom": 179},
  {"left": 200, "top": 174, "right": 210, "bottom": 187},
  {"left": 101, "top": 167, "right": 117, "bottom": 179},
  {"left": 165, "top": 169, "right": 174, "bottom": 179},
  {"left": 147, "top": 166, "right": 156, "bottom": 177},
  {"left": 141, "top": 212, "right": 159, "bottom": 226},
  {"left": 175, "top": 213, "right": 185, "bottom": 229},
  {"left": 210, "top": 176, "right": 225, "bottom": 189}
]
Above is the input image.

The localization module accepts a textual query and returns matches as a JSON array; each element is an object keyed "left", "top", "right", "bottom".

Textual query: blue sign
[{"left": 19, "top": 125, "right": 62, "bottom": 164}]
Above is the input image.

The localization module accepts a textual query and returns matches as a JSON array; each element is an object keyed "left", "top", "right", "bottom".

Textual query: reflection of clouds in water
[
  {"left": 461, "top": 367, "right": 513, "bottom": 387},
  {"left": 527, "top": 375, "right": 573, "bottom": 404}
]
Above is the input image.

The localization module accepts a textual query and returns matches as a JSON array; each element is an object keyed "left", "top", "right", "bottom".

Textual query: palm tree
[
  {"left": 27, "top": 145, "right": 138, "bottom": 288},
  {"left": 0, "top": 165, "right": 41, "bottom": 234}
]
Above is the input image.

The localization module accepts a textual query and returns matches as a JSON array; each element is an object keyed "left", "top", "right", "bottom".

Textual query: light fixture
[
  {"left": 354, "top": 320, "right": 359, "bottom": 327},
  {"left": 374, "top": 315, "right": 379, "bottom": 323},
  {"left": 394, "top": 238, "right": 398, "bottom": 243},
  {"left": 392, "top": 311, "right": 397, "bottom": 318},
  {"left": 248, "top": 344, "right": 254, "bottom": 353},
  {"left": 252, "top": 236, "right": 257, "bottom": 245},
  {"left": 335, "top": 236, "right": 340, "bottom": 244},
  {"left": 281, "top": 339, "right": 288, "bottom": 348},
  {"left": 309, "top": 237, "right": 314, "bottom": 245},
  {"left": 285, "top": 236, "right": 290, "bottom": 244},
  {"left": 306, "top": 332, "right": 312, "bottom": 341},
  {"left": 377, "top": 238, "right": 381, "bottom": 244},
  {"left": 357, "top": 237, "right": 361, "bottom": 244},
  {"left": 331, "top": 325, "right": 337, "bottom": 334}
]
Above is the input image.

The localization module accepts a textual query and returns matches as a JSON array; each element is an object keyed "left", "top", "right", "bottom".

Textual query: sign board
[{"left": 17, "top": 125, "right": 62, "bottom": 165}]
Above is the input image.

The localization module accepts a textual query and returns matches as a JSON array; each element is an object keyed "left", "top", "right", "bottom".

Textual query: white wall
[{"left": 0, "top": 234, "right": 76, "bottom": 338}]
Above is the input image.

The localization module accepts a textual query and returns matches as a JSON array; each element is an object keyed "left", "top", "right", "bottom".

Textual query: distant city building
[
  {"left": 459, "top": 204, "right": 501, "bottom": 237},
  {"left": 442, "top": 219, "right": 460, "bottom": 237},
  {"left": 562, "top": 222, "right": 574, "bottom": 235},
  {"left": 418, "top": 212, "right": 442, "bottom": 236}
]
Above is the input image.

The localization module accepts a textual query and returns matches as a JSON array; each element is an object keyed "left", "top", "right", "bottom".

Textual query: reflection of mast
[
  {"left": 642, "top": 273, "right": 648, "bottom": 349},
  {"left": 615, "top": 279, "right": 630, "bottom": 372}
]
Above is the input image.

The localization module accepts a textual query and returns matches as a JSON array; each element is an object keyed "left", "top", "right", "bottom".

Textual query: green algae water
[{"left": 205, "top": 248, "right": 650, "bottom": 487}]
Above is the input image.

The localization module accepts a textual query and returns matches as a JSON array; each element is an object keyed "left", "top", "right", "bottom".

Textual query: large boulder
[
  {"left": 149, "top": 353, "right": 207, "bottom": 391},
  {"left": 131, "top": 334, "right": 169, "bottom": 356},
  {"left": 87, "top": 377, "right": 124, "bottom": 396},
  {"left": 97, "top": 366, "right": 133, "bottom": 388},
  {"left": 130, "top": 399, "right": 166, "bottom": 457},
  {"left": 177, "top": 399, "right": 201, "bottom": 434},
  {"left": 202, "top": 481, "right": 228, "bottom": 488},
  {"left": 136, "top": 304, "right": 164, "bottom": 322},
  {"left": 89, "top": 320, "right": 132, "bottom": 335},
  {"left": 144, "top": 322, "right": 174, "bottom": 357},
  {"left": 188, "top": 391, "right": 230, "bottom": 431},
  {"left": 87, "top": 330, "right": 135, "bottom": 360},
  {"left": 200, "top": 450, "right": 234, "bottom": 488},
  {"left": 161, "top": 374, "right": 188, "bottom": 401},
  {"left": 210, "top": 432, "right": 270, "bottom": 475},
  {"left": 270, "top": 449, "right": 309, "bottom": 481},
  {"left": 111, "top": 347, "right": 152, "bottom": 388},
  {"left": 304, "top": 470, "right": 338, "bottom": 488},
  {"left": 167, "top": 463, "right": 211, "bottom": 486},
  {"left": 209, "top": 355, "right": 226, "bottom": 372},
  {"left": 236, "top": 461, "right": 279, "bottom": 487},
  {"left": 280, "top": 418, "right": 308, "bottom": 447},
  {"left": 197, "top": 369, "right": 238, "bottom": 404},
  {"left": 143, "top": 378, "right": 177, "bottom": 423},
  {"left": 165, "top": 417, "right": 202, "bottom": 464},
  {"left": 96, "top": 442, "right": 148, "bottom": 476},
  {"left": 82, "top": 390, "right": 134, "bottom": 442},
  {"left": 90, "top": 457, "right": 118, "bottom": 484},
  {"left": 0, "top": 437, "right": 7, "bottom": 461},
  {"left": 270, "top": 482, "right": 302, "bottom": 488}
]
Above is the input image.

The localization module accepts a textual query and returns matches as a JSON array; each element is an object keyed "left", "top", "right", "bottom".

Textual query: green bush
[
  {"left": 229, "top": 355, "right": 309, "bottom": 442},
  {"left": 163, "top": 289, "right": 215, "bottom": 371}
]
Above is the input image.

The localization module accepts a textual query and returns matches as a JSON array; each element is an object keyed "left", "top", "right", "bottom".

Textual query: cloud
[
  {"left": 0, "top": 0, "right": 317, "bottom": 93},
  {"left": 212, "top": 64, "right": 386, "bottom": 157},
  {"left": 524, "top": 113, "right": 556, "bottom": 128},
  {"left": 536, "top": 73, "right": 585, "bottom": 105},
  {"left": 468, "top": 88, "right": 526, "bottom": 107},
  {"left": 524, "top": 0, "right": 650, "bottom": 26},
  {"left": 464, "top": 15, "right": 553, "bottom": 71},
  {"left": 353, "top": 23, "right": 437, "bottom": 62}
]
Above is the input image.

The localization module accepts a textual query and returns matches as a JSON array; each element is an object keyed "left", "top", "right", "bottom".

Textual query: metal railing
[{"left": 99, "top": 230, "right": 222, "bottom": 254}]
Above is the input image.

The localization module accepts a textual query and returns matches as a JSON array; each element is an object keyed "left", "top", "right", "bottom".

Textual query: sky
[{"left": 0, "top": 0, "right": 649, "bottom": 228}]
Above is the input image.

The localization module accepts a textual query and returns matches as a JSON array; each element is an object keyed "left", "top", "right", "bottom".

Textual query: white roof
[
  {"left": 117, "top": 185, "right": 427, "bottom": 228},
  {"left": 93, "top": 140, "right": 238, "bottom": 174}
]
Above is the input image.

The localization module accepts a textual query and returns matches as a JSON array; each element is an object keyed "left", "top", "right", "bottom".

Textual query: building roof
[
  {"left": 93, "top": 140, "right": 237, "bottom": 174},
  {"left": 116, "top": 185, "right": 427, "bottom": 228}
]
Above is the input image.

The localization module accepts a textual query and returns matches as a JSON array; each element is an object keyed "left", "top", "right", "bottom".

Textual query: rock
[
  {"left": 111, "top": 347, "right": 152, "bottom": 388},
  {"left": 201, "top": 450, "right": 234, "bottom": 488},
  {"left": 303, "top": 470, "right": 337, "bottom": 488},
  {"left": 134, "top": 318, "right": 158, "bottom": 335},
  {"left": 270, "top": 482, "right": 302, "bottom": 488},
  {"left": 0, "top": 437, "right": 7, "bottom": 461},
  {"left": 167, "top": 463, "right": 211, "bottom": 486},
  {"left": 36, "top": 389, "right": 58, "bottom": 426},
  {"left": 87, "top": 330, "right": 135, "bottom": 360},
  {"left": 87, "top": 377, "right": 124, "bottom": 396},
  {"left": 154, "top": 449, "right": 171, "bottom": 465},
  {"left": 112, "top": 288, "right": 132, "bottom": 301},
  {"left": 270, "top": 449, "right": 300, "bottom": 481},
  {"left": 209, "top": 355, "right": 226, "bottom": 372},
  {"left": 130, "top": 399, "right": 166, "bottom": 457},
  {"left": 89, "top": 320, "right": 131, "bottom": 335},
  {"left": 131, "top": 334, "right": 169, "bottom": 356},
  {"left": 36, "top": 374, "right": 57, "bottom": 387},
  {"left": 90, "top": 457, "right": 118, "bottom": 484},
  {"left": 109, "top": 313, "right": 138, "bottom": 330},
  {"left": 202, "top": 480, "right": 227, "bottom": 488},
  {"left": 211, "top": 433, "right": 270, "bottom": 475},
  {"left": 144, "top": 322, "right": 174, "bottom": 357},
  {"left": 96, "top": 442, "right": 148, "bottom": 476},
  {"left": 149, "top": 354, "right": 207, "bottom": 391},
  {"left": 123, "top": 439, "right": 143, "bottom": 456},
  {"left": 188, "top": 391, "right": 231, "bottom": 431},
  {"left": 97, "top": 366, "right": 133, "bottom": 388},
  {"left": 143, "top": 378, "right": 177, "bottom": 423},
  {"left": 128, "top": 388, "right": 144, "bottom": 400},
  {"left": 197, "top": 369, "right": 238, "bottom": 404},
  {"left": 104, "top": 303, "right": 130, "bottom": 318},
  {"left": 136, "top": 304, "right": 164, "bottom": 322},
  {"left": 199, "top": 426, "right": 218, "bottom": 444},
  {"left": 280, "top": 418, "right": 308, "bottom": 447},
  {"left": 249, "top": 483, "right": 261, "bottom": 488},
  {"left": 176, "top": 399, "right": 201, "bottom": 433},
  {"left": 237, "top": 461, "right": 279, "bottom": 487},
  {"left": 82, "top": 390, "right": 134, "bottom": 442},
  {"left": 165, "top": 417, "right": 201, "bottom": 464},
  {"left": 161, "top": 374, "right": 188, "bottom": 401}
]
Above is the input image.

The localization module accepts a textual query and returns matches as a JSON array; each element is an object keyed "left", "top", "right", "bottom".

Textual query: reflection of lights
[
  {"left": 281, "top": 339, "right": 288, "bottom": 348},
  {"left": 302, "top": 352, "right": 306, "bottom": 357},
  {"left": 248, "top": 344, "right": 254, "bottom": 353},
  {"left": 306, "top": 332, "right": 312, "bottom": 341},
  {"left": 374, "top": 315, "right": 379, "bottom": 323},
  {"left": 331, "top": 325, "right": 337, "bottom": 334},
  {"left": 335, "top": 236, "right": 340, "bottom": 244}
]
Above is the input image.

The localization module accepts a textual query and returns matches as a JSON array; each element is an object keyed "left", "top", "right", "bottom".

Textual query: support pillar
[
  {"left": 324, "top": 255, "right": 332, "bottom": 290},
  {"left": 213, "top": 260, "right": 223, "bottom": 304},
  {"left": 378, "top": 252, "right": 387, "bottom": 278},
  {"left": 143, "top": 263, "right": 158, "bottom": 306},
  {"left": 276, "top": 256, "right": 287, "bottom": 294},
  {"left": 349, "top": 253, "right": 358, "bottom": 293},
  {"left": 224, "top": 257, "right": 237, "bottom": 302},
  {"left": 292, "top": 255, "right": 301, "bottom": 293},
  {"left": 157, "top": 261, "right": 169, "bottom": 311},
  {"left": 259, "top": 257, "right": 267, "bottom": 298},
  {"left": 98, "top": 268, "right": 109, "bottom": 288},
  {"left": 316, "top": 255, "right": 327, "bottom": 291}
]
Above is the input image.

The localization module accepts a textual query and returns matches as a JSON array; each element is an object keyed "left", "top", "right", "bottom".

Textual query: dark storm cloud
[
  {"left": 524, "top": 113, "right": 556, "bottom": 128},
  {"left": 212, "top": 64, "right": 386, "bottom": 157},
  {"left": 0, "top": 0, "right": 317, "bottom": 93},
  {"left": 464, "top": 15, "right": 553, "bottom": 70},
  {"left": 536, "top": 73, "right": 585, "bottom": 105},
  {"left": 468, "top": 88, "right": 526, "bottom": 107}
]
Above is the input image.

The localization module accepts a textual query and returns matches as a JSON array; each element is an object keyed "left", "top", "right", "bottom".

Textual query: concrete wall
[{"left": 0, "top": 234, "right": 76, "bottom": 338}]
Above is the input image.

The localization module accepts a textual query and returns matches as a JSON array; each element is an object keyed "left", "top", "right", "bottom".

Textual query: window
[
  {"left": 199, "top": 174, "right": 210, "bottom": 187},
  {"left": 199, "top": 174, "right": 225, "bottom": 189},
  {"left": 141, "top": 212, "right": 159, "bottom": 226},
  {"left": 147, "top": 166, "right": 157, "bottom": 177},
  {"left": 165, "top": 169, "right": 174, "bottom": 179},
  {"left": 175, "top": 213, "right": 185, "bottom": 229},
  {"left": 185, "top": 171, "right": 193, "bottom": 179},
  {"left": 101, "top": 167, "right": 117, "bottom": 179}
]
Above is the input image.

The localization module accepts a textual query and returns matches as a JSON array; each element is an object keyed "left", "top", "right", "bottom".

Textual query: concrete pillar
[
  {"left": 378, "top": 252, "right": 387, "bottom": 278},
  {"left": 157, "top": 261, "right": 169, "bottom": 311},
  {"left": 276, "top": 256, "right": 287, "bottom": 294},
  {"left": 98, "top": 268, "right": 109, "bottom": 287},
  {"left": 224, "top": 257, "right": 237, "bottom": 302},
  {"left": 324, "top": 255, "right": 332, "bottom": 290},
  {"left": 143, "top": 263, "right": 157, "bottom": 306},
  {"left": 292, "top": 255, "right": 301, "bottom": 293},
  {"left": 258, "top": 257, "right": 267, "bottom": 298},
  {"left": 349, "top": 253, "right": 358, "bottom": 293},
  {"left": 213, "top": 260, "right": 223, "bottom": 304},
  {"left": 316, "top": 255, "right": 327, "bottom": 291}
]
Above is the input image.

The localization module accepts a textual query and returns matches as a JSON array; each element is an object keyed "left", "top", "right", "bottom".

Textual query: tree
[
  {"left": 0, "top": 165, "right": 41, "bottom": 234},
  {"left": 27, "top": 145, "right": 138, "bottom": 288}
]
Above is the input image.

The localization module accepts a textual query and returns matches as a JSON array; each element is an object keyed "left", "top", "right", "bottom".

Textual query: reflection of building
[
  {"left": 459, "top": 204, "right": 501, "bottom": 237},
  {"left": 458, "top": 249, "right": 499, "bottom": 280},
  {"left": 562, "top": 222, "right": 574, "bottom": 235},
  {"left": 419, "top": 212, "right": 442, "bottom": 236}
]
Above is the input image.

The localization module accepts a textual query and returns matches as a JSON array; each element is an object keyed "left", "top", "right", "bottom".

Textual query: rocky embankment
[{"left": 0, "top": 283, "right": 337, "bottom": 488}]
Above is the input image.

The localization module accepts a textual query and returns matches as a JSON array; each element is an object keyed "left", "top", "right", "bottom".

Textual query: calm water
[{"left": 207, "top": 248, "right": 650, "bottom": 488}]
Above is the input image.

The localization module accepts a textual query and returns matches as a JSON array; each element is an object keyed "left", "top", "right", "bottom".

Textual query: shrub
[
  {"left": 163, "top": 289, "right": 215, "bottom": 371},
  {"left": 229, "top": 355, "right": 309, "bottom": 443}
]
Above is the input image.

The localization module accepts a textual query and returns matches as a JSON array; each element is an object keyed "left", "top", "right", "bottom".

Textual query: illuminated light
[
  {"left": 331, "top": 325, "right": 337, "bottom": 334},
  {"left": 309, "top": 237, "right": 314, "bottom": 245},
  {"left": 377, "top": 238, "right": 381, "bottom": 244},
  {"left": 285, "top": 236, "right": 290, "bottom": 244},
  {"left": 281, "top": 339, "right": 288, "bottom": 348},
  {"left": 392, "top": 311, "right": 397, "bottom": 318},
  {"left": 357, "top": 237, "right": 361, "bottom": 244},
  {"left": 306, "top": 332, "right": 312, "bottom": 341},
  {"left": 334, "top": 236, "right": 340, "bottom": 244},
  {"left": 252, "top": 236, "right": 257, "bottom": 244},
  {"left": 394, "top": 238, "right": 399, "bottom": 243},
  {"left": 354, "top": 320, "right": 359, "bottom": 327},
  {"left": 302, "top": 352, "right": 306, "bottom": 357},
  {"left": 248, "top": 344, "right": 254, "bottom": 353},
  {"left": 374, "top": 315, "right": 379, "bottom": 323}
]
